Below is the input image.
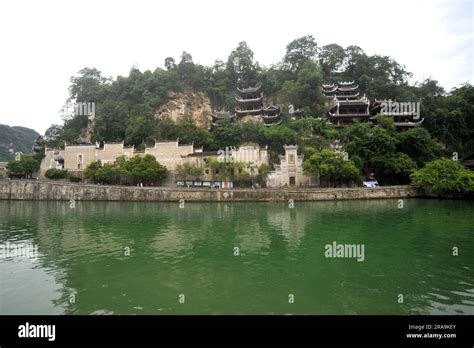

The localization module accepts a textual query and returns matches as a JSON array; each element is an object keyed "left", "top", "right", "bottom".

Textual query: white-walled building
[
  {"left": 40, "top": 139, "right": 200, "bottom": 178},
  {"left": 266, "top": 145, "right": 313, "bottom": 187},
  {"left": 231, "top": 144, "right": 269, "bottom": 173}
]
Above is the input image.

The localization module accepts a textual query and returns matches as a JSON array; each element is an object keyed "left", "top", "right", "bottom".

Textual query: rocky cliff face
[
  {"left": 154, "top": 90, "right": 213, "bottom": 129},
  {"left": 76, "top": 119, "right": 94, "bottom": 144}
]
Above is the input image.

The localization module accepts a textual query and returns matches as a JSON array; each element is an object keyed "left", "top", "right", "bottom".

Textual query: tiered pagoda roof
[
  {"left": 212, "top": 85, "right": 282, "bottom": 126},
  {"left": 322, "top": 81, "right": 360, "bottom": 100},
  {"left": 322, "top": 81, "right": 423, "bottom": 129},
  {"left": 323, "top": 81, "right": 370, "bottom": 128},
  {"left": 211, "top": 111, "right": 236, "bottom": 126},
  {"left": 369, "top": 99, "right": 424, "bottom": 128}
]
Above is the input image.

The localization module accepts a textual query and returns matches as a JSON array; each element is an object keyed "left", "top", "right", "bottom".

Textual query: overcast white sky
[{"left": 0, "top": 0, "right": 472, "bottom": 134}]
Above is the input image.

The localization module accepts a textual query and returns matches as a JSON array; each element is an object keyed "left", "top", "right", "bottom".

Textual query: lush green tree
[
  {"left": 157, "top": 116, "right": 214, "bottom": 149},
  {"left": 176, "top": 162, "right": 203, "bottom": 180},
  {"left": 44, "top": 124, "right": 65, "bottom": 148},
  {"left": 32, "top": 136, "right": 46, "bottom": 171},
  {"left": 120, "top": 154, "right": 168, "bottom": 185},
  {"left": 7, "top": 155, "right": 38, "bottom": 178},
  {"left": 319, "top": 43, "right": 346, "bottom": 77},
  {"left": 258, "top": 163, "right": 271, "bottom": 177},
  {"left": 283, "top": 35, "right": 318, "bottom": 73},
  {"left": 411, "top": 158, "right": 474, "bottom": 193},
  {"left": 279, "top": 60, "right": 324, "bottom": 113},
  {"left": 211, "top": 120, "right": 242, "bottom": 149},
  {"left": 263, "top": 125, "right": 297, "bottom": 154},
  {"left": 341, "top": 122, "right": 417, "bottom": 184},
  {"left": 422, "top": 83, "right": 473, "bottom": 156},
  {"left": 84, "top": 160, "right": 102, "bottom": 181},
  {"left": 69, "top": 67, "right": 110, "bottom": 103},
  {"left": 226, "top": 41, "right": 258, "bottom": 87},
  {"left": 125, "top": 113, "right": 157, "bottom": 146},
  {"left": 396, "top": 127, "right": 443, "bottom": 166},
  {"left": 303, "top": 148, "right": 360, "bottom": 186},
  {"left": 280, "top": 80, "right": 303, "bottom": 107},
  {"left": 83, "top": 155, "right": 167, "bottom": 185},
  {"left": 374, "top": 114, "right": 396, "bottom": 133},
  {"left": 164, "top": 57, "right": 176, "bottom": 70},
  {"left": 383, "top": 152, "right": 417, "bottom": 184},
  {"left": 94, "top": 164, "right": 120, "bottom": 184}
]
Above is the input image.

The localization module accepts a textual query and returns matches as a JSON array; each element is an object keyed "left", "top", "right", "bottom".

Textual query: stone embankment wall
[{"left": 0, "top": 180, "right": 423, "bottom": 202}]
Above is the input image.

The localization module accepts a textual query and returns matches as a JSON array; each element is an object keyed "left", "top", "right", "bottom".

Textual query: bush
[
  {"left": 69, "top": 176, "right": 82, "bottom": 183},
  {"left": 303, "top": 148, "right": 360, "bottom": 186},
  {"left": 82, "top": 155, "right": 168, "bottom": 185},
  {"left": 84, "top": 160, "right": 102, "bottom": 180},
  {"left": 410, "top": 158, "right": 474, "bottom": 193},
  {"left": 7, "top": 155, "right": 38, "bottom": 179},
  {"left": 45, "top": 168, "right": 68, "bottom": 179}
]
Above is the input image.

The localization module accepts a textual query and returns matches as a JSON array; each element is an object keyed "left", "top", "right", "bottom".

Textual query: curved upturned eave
[
  {"left": 234, "top": 95, "right": 263, "bottom": 103},
  {"left": 236, "top": 85, "right": 262, "bottom": 94},
  {"left": 263, "top": 119, "right": 282, "bottom": 126}
]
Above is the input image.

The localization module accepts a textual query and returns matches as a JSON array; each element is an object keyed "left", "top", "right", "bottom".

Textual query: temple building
[
  {"left": 322, "top": 81, "right": 423, "bottom": 129},
  {"left": 210, "top": 111, "right": 235, "bottom": 125},
  {"left": 322, "top": 81, "right": 370, "bottom": 128},
  {"left": 290, "top": 108, "right": 304, "bottom": 120},
  {"left": 211, "top": 85, "right": 281, "bottom": 126},
  {"left": 369, "top": 99, "right": 424, "bottom": 129}
]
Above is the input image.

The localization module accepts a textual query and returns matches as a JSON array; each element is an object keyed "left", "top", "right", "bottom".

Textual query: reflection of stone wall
[{"left": 0, "top": 180, "right": 422, "bottom": 202}]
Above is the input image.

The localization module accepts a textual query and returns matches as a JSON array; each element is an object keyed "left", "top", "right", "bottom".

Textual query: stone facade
[
  {"left": 231, "top": 144, "right": 269, "bottom": 174},
  {"left": 0, "top": 162, "right": 7, "bottom": 179},
  {"left": 266, "top": 145, "right": 313, "bottom": 188},
  {"left": 144, "top": 141, "right": 197, "bottom": 170},
  {"left": 40, "top": 140, "right": 201, "bottom": 178},
  {"left": 0, "top": 180, "right": 423, "bottom": 202}
]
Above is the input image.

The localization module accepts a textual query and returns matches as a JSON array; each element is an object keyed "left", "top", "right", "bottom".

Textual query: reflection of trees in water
[
  {"left": 233, "top": 221, "right": 271, "bottom": 254},
  {"left": 2, "top": 199, "right": 473, "bottom": 314}
]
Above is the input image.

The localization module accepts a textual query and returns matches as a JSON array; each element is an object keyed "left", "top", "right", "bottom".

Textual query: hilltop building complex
[{"left": 322, "top": 81, "right": 424, "bottom": 129}]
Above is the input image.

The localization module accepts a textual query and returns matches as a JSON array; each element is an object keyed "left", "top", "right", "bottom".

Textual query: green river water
[{"left": 0, "top": 199, "right": 473, "bottom": 315}]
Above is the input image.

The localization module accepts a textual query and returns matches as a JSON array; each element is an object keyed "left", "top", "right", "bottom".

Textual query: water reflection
[{"left": 0, "top": 199, "right": 473, "bottom": 314}]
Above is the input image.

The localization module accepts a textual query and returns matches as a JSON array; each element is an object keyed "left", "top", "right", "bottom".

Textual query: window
[
  {"left": 77, "top": 155, "right": 83, "bottom": 170},
  {"left": 289, "top": 154, "right": 295, "bottom": 164}
]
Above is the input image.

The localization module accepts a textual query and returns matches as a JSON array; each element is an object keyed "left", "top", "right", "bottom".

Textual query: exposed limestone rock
[
  {"left": 155, "top": 90, "right": 212, "bottom": 129},
  {"left": 76, "top": 119, "right": 94, "bottom": 144}
]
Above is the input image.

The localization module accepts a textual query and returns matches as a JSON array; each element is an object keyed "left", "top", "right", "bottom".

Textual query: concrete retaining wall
[{"left": 0, "top": 180, "right": 423, "bottom": 202}]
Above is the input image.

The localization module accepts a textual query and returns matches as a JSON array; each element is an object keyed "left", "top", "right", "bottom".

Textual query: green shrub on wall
[
  {"left": 69, "top": 176, "right": 82, "bottom": 183},
  {"left": 45, "top": 169, "right": 68, "bottom": 179}
]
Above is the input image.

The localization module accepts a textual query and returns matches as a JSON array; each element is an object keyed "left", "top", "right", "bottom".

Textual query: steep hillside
[
  {"left": 154, "top": 90, "right": 213, "bottom": 129},
  {"left": 0, "top": 125, "right": 40, "bottom": 161}
]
